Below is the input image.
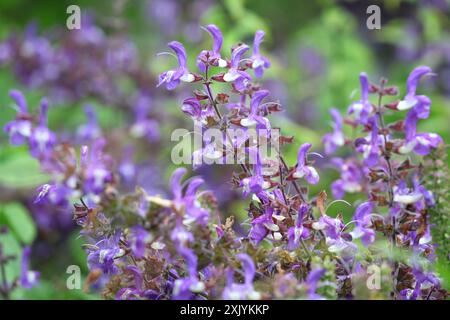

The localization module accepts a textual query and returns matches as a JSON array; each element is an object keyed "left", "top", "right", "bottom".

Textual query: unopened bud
[
  {"left": 383, "top": 86, "right": 398, "bottom": 95},
  {"left": 385, "top": 100, "right": 399, "bottom": 110},
  {"left": 216, "top": 93, "right": 229, "bottom": 104},
  {"left": 194, "top": 90, "right": 209, "bottom": 100},
  {"left": 369, "top": 84, "right": 380, "bottom": 93},
  {"left": 211, "top": 73, "right": 226, "bottom": 82}
]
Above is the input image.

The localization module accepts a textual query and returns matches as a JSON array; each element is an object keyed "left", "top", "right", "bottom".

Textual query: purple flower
[
  {"left": 87, "top": 232, "right": 124, "bottom": 274},
  {"left": 170, "top": 224, "right": 205, "bottom": 299},
  {"left": 171, "top": 246, "right": 205, "bottom": 300},
  {"left": 3, "top": 90, "right": 32, "bottom": 145},
  {"left": 401, "top": 109, "right": 442, "bottom": 155},
  {"left": 170, "top": 168, "right": 209, "bottom": 224},
  {"left": 129, "top": 226, "right": 151, "bottom": 259},
  {"left": 223, "top": 44, "right": 251, "bottom": 90},
  {"left": 240, "top": 89, "right": 271, "bottom": 130},
  {"left": 76, "top": 105, "right": 101, "bottom": 142},
  {"left": 348, "top": 72, "right": 373, "bottom": 125},
  {"left": 313, "top": 213, "right": 357, "bottom": 256},
  {"left": 222, "top": 253, "right": 260, "bottom": 300},
  {"left": 397, "top": 66, "right": 433, "bottom": 112},
  {"left": 248, "top": 208, "right": 277, "bottom": 245},
  {"left": 400, "top": 267, "right": 440, "bottom": 300},
  {"left": 287, "top": 204, "right": 310, "bottom": 250},
  {"left": 118, "top": 146, "right": 136, "bottom": 184},
  {"left": 330, "top": 158, "right": 364, "bottom": 199},
  {"left": 34, "top": 183, "right": 72, "bottom": 207},
  {"left": 250, "top": 30, "right": 270, "bottom": 78},
  {"left": 82, "top": 138, "right": 113, "bottom": 194},
  {"left": 20, "top": 246, "right": 40, "bottom": 289},
  {"left": 116, "top": 265, "right": 159, "bottom": 300},
  {"left": 393, "top": 178, "right": 434, "bottom": 213},
  {"left": 313, "top": 214, "right": 343, "bottom": 240},
  {"left": 157, "top": 41, "right": 195, "bottom": 90},
  {"left": 181, "top": 97, "right": 214, "bottom": 124},
  {"left": 305, "top": 268, "right": 326, "bottom": 299},
  {"left": 322, "top": 108, "right": 345, "bottom": 154},
  {"left": 130, "top": 93, "right": 160, "bottom": 142},
  {"left": 197, "top": 24, "right": 227, "bottom": 72},
  {"left": 28, "top": 97, "right": 56, "bottom": 159},
  {"left": 291, "top": 143, "right": 319, "bottom": 184},
  {"left": 355, "top": 117, "right": 381, "bottom": 166},
  {"left": 415, "top": 179, "right": 435, "bottom": 208},
  {"left": 393, "top": 180, "right": 425, "bottom": 206},
  {"left": 240, "top": 149, "right": 270, "bottom": 197},
  {"left": 350, "top": 202, "right": 375, "bottom": 246}
]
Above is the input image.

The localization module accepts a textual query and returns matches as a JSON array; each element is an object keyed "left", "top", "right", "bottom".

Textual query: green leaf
[
  {"left": 69, "top": 231, "right": 88, "bottom": 273},
  {"left": 0, "top": 231, "right": 22, "bottom": 283},
  {"left": 1, "top": 202, "right": 37, "bottom": 245},
  {"left": 436, "top": 258, "right": 450, "bottom": 291},
  {"left": 0, "top": 146, "right": 49, "bottom": 189}
]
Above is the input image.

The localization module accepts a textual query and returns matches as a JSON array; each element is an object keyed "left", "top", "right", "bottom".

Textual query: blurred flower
[
  {"left": 222, "top": 254, "right": 260, "bottom": 300},
  {"left": 20, "top": 247, "right": 40, "bottom": 289},
  {"left": 305, "top": 268, "right": 326, "bottom": 300},
  {"left": 28, "top": 98, "right": 56, "bottom": 159},
  {"left": 76, "top": 105, "right": 102, "bottom": 142},
  {"left": 3, "top": 90, "right": 32, "bottom": 145},
  {"left": 322, "top": 108, "right": 344, "bottom": 154},
  {"left": 330, "top": 157, "right": 364, "bottom": 199}
]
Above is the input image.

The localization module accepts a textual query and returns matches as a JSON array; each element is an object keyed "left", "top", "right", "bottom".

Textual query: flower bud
[
  {"left": 194, "top": 90, "right": 209, "bottom": 100},
  {"left": 383, "top": 86, "right": 399, "bottom": 95},
  {"left": 211, "top": 73, "right": 226, "bottom": 82},
  {"left": 385, "top": 100, "right": 399, "bottom": 110}
]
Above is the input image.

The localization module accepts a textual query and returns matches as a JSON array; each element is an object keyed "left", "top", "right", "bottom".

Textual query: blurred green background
[{"left": 0, "top": 0, "right": 448, "bottom": 299}]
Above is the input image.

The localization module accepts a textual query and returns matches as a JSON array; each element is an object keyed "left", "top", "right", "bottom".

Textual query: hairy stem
[{"left": 375, "top": 80, "right": 398, "bottom": 298}]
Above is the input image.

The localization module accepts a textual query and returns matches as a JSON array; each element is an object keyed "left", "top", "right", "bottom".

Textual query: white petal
[
  {"left": 180, "top": 73, "right": 195, "bottom": 83},
  {"left": 223, "top": 71, "right": 240, "bottom": 82},
  {"left": 218, "top": 59, "right": 228, "bottom": 68},
  {"left": 397, "top": 98, "right": 417, "bottom": 111},
  {"left": 240, "top": 118, "right": 257, "bottom": 127},
  {"left": 399, "top": 140, "right": 417, "bottom": 154},
  {"left": 263, "top": 222, "right": 279, "bottom": 232},
  {"left": 393, "top": 192, "right": 423, "bottom": 204}
]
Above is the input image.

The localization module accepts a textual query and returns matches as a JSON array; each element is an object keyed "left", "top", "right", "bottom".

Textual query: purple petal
[
  {"left": 354, "top": 201, "right": 373, "bottom": 221},
  {"left": 297, "top": 143, "right": 312, "bottom": 167},
  {"left": 329, "top": 108, "right": 343, "bottom": 129},
  {"left": 185, "top": 178, "right": 204, "bottom": 197},
  {"left": 250, "top": 90, "right": 270, "bottom": 115},
  {"left": 205, "top": 24, "right": 223, "bottom": 54},
  {"left": 236, "top": 253, "right": 256, "bottom": 284},
  {"left": 170, "top": 167, "right": 187, "bottom": 200},
  {"left": 406, "top": 66, "right": 432, "bottom": 97},
  {"left": 20, "top": 246, "right": 40, "bottom": 289},
  {"left": 253, "top": 30, "right": 265, "bottom": 55},
  {"left": 9, "top": 89, "right": 28, "bottom": 113},
  {"left": 359, "top": 72, "right": 369, "bottom": 101},
  {"left": 126, "top": 265, "right": 144, "bottom": 290},
  {"left": 412, "top": 95, "right": 431, "bottom": 119},
  {"left": 304, "top": 166, "right": 319, "bottom": 185},
  {"left": 168, "top": 41, "right": 187, "bottom": 68},
  {"left": 230, "top": 44, "right": 249, "bottom": 68},
  {"left": 39, "top": 97, "right": 49, "bottom": 126}
]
